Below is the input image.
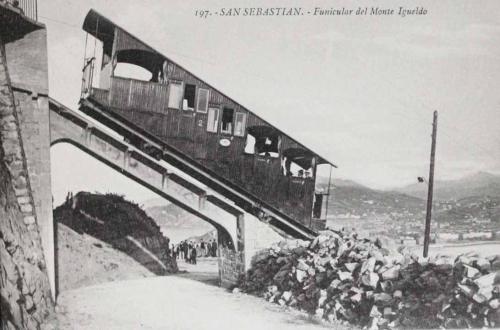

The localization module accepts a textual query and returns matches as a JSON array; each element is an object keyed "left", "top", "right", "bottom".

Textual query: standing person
[
  {"left": 183, "top": 241, "right": 188, "bottom": 261},
  {"left": 200, "top": 241, "right": 205, "bottom": 257},
  {"left": 187, "top": 242, "right": 192, "bottom": 263},
  {"left": 210, "top": 239, "right": 215, "bottom": 257},
  {"left": 191, "top": 245, "right": 197, "bottom": 265}
]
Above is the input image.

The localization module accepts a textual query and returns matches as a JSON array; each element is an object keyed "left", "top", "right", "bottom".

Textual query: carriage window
[
  {"left": 207, "top": 107, "right": 219, "bottom": 133},
  {"left": 168, "top": 81, "right": 183, "bottom": 109},
  {"left": 245, "top": 126, "right": 280, "bottom": 158},
  {"left": 183, "top": 84, "right": 196, "bottom": 111},
  {"left": 113, "top": 62, "right": 152, "bottom": 82},
  {"left": 234, "top": 112, "right": 247, "bottom": 137},
  {"left": 255, "top": 136, "right": 279, "bottom": 158},
  {"left": 244, "top": 133, "right": 279, "bottom": 157},
  {"left": 283, "top": 158, "right": 308, "bottom": 177},
  {"left": 244, "top": 133, "right": 256, "bottom": 154},
  {"left": 221, "top": 107, "right": 234, "bottom": 134},
  {"left": 282, "top": 151, "right": 315, "bottom": 178},
  {"left": 197, "top": 88, "right": 209, "bottom": 113}
]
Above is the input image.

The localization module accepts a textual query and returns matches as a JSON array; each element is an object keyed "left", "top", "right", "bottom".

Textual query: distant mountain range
[
  {"left": 315, "top": 172, "right": 500, "bottom": 220},
  {"left": 144, "top": 203, "right": 213, "bottom": 244},
  {"left": 393, "top": 172, "right": 500, "bottom": 201},
  {"left": 316, "top": 179, "right": 425, "bottom": 217},
  {"left": 140, "top": 172, "right": 500, "bottom": 240},
  {"left": 145, "top": 203, "right": 211, "bottom": 230}
]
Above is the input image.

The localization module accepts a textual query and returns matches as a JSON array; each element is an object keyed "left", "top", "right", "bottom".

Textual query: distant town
[{"left": 323, "top": 172, "right": 500, "bottom": 245}]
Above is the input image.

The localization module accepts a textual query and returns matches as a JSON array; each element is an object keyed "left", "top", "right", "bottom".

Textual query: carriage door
[{"left": 193, "top": 88, "right": 210, "bottom": 159}]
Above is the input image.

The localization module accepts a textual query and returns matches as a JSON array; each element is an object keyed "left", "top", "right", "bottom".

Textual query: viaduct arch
[{"left": 49, "top": 98, "right": 247, "bottom": 291}]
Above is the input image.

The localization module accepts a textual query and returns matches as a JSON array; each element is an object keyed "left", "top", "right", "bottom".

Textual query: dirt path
[
  {"left": 174, "top": 257, "right": 220, "bottom": 286},
  {"left": 53, "top": 273, "right": 353, "bottom": 330},
  {"left": 53, "top": 249, "right": 354, "bottom": 330}
]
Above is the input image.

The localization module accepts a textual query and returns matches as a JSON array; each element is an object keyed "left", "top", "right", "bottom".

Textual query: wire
[
  {"left": 39, "top": 15, "right": 81, "bottom": 29},
  {"left": 39, "top": 14, "right": 215, "bottom": 66}
]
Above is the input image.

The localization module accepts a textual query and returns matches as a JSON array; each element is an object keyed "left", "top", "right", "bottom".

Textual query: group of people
[{"left": 172, "top": 239, "right": 218, "bottom": 264}]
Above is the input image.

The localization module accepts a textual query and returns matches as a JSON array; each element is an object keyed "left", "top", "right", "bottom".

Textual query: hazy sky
[{"left": 42, "top": 0, "right": 500, "bottom": 205}]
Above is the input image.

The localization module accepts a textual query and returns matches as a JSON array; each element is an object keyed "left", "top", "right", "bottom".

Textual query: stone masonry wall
[
  {"left": 0, "top": 36, "right": 53, "bottom": 329},
  {"left": 3, "top": 25, "right": 54, "bottom": 298}
]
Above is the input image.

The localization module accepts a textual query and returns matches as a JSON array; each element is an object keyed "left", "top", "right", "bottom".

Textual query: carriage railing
[
  {"left": 81, "top": 57, "right": 95, "bottom": 99},
  {"left": 2, "top": 0, "right": 38, "bottom": 21},
  {"left": 18, "top": 0, "right": 37, "bottom": 20}
]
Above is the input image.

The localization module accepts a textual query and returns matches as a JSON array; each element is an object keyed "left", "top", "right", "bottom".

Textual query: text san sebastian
[{"left": 219, "top": 7, "right": 303, "bottom": 16}]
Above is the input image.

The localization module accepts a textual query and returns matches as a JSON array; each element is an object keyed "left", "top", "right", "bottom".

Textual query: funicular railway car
[{"left": 79, "top": 10, "right": 336, "bottom": 238}]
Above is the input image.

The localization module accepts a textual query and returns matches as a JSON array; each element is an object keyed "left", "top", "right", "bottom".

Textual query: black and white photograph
[{"left": 1, "top": 0, "right": 499, "bottom": 329}]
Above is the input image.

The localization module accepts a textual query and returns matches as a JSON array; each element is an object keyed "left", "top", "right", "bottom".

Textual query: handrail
[
  {"left": 111, "top": 75, "right": 166, "bottom": 87},
  {"left": 81, "top": 57, "right": 95, "bottom": 98}
]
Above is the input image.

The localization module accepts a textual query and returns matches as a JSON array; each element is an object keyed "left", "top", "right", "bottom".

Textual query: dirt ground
[
  {"left": 52, "top": 226, "right": 354, "bottom": 330},
  {"left": 52, "top": 258, "right": 354, "bottom": 330},
  {"left": 56, "top": 223, "right": 153, "bottom": 291},
  {"left": 53, "top": 222, "right": 498, "bottom": 329}
]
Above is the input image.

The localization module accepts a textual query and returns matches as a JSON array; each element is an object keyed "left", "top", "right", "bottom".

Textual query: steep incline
[
  {"left": 56, "top": 222, "right": 154, "bottom": 291},
  {"left": 54, "top": 192, "right": 178, "bottom": 283}
]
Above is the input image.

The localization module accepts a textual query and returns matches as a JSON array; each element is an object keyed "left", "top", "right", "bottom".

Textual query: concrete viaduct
[{"left": 49, "top": 98, "right": 291, "bottom": 291}]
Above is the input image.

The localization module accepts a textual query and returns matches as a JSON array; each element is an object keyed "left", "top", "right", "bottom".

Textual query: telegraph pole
[{"left": 423, "top": 111, "right": 438, "bottom": 258}]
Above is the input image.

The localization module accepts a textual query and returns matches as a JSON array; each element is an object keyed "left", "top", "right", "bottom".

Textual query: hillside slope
[
  {"left": 54, "top": 192, "right": 178, "bottom": 284},
  {"left": 434, "top": 195, "right": 500, "bottom": 224},
  {"left": 315, "top": 179, "right": 425, "bottom": 218},
  {"left": 56, "top": 222, "right": 154, "bottom": 291},
  {"left": 396, "top": 172, "right": 500, "bottom": 200}
]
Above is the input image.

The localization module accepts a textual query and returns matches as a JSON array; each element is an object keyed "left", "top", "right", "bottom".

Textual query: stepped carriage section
[{"left": 80, "top": 10, "right": 335, "bottom": 231}]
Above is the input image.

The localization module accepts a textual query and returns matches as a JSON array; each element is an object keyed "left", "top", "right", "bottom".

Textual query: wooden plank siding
[
  {"left": 109, "top": 77, "right": 168, "bottom": 114},
  {"left": 102, "top": 82, "right": 316, "bottom": 226},
  {"left": 88, "top": 35, "right": 323, "bottom": 228},
  {"left": 90, "top": 88, "right": 109, "bottom": 106}
]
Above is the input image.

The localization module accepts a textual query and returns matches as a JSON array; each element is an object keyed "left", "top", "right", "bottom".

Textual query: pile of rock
[{"left": 240, "top": 229, "right": 500, "bottom": 329}]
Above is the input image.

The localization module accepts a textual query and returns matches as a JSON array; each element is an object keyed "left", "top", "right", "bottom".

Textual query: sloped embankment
[
  {"left": 240, "top": 229, "right": 500, "bottom": 329},
  {"left": 55, "top": 222, "right": 158, "bottom": 291},
  {"left": 54, "top": 192, "right": 177, "bottom": 290}
]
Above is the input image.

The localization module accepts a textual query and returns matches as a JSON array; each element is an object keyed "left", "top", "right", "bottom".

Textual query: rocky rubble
[{"left": 239, "top": 229, "right": 500, "bottom": 329}]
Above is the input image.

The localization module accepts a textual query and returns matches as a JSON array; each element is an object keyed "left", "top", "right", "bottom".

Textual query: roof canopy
[
  {"left": 248, "top": 125, "right": 280, "bottom": 139},
  {"left": 116, "top": 49, "right": 163, "bottom": 74}
]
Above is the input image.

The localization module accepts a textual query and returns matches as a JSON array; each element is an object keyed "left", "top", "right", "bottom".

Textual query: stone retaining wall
[{"left": 0, "top": 35, "right": 53, "bottom": 330}]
